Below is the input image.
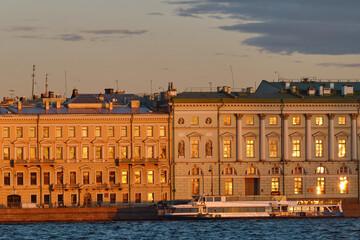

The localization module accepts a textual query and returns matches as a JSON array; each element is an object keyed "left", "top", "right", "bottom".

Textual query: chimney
[
  {"left": 223, "top": 86, "right": 228, "bottom": 92},
  {"left": 227, "top": 86, "right": 231, "bottom": 94},
  {"left": 217, "top": 86, "right": 223, "bottom": 92},
  {"left": 247, "top": 87, "right": 254, "bottom": 94},
  {"left": 45, "top": 101, "right": 49, "bottom": 110},
  {"left": 105, "top": 88, "right": 114, "bottom": 94},
  {"left": 49, "top": 91, "right": 54, "bottom": 98},
  {"left": 109, "top": 102, "right": 113, "bottom": 111},
  {"left": 131, "top": 100, "right": 140, "bottom": 109},
  {"left": 99, "top": 93, "right": 104, "bottom": 101},
  {"left": 71, "top": 89, "right": 78, "bottom": 98},
  {"left": 56, "top": 101, "right": 61, "bottom": 109},
  {"left": 291, "top": 85, "right": 297, "bottom": 93},
  {"left": 17, "top": 101, "right": 22, "bottom": 111}
]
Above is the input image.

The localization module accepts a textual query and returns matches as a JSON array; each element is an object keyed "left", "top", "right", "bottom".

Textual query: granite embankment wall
[{"left": 342, "top": 204, "right": 360, "bottom": 218}]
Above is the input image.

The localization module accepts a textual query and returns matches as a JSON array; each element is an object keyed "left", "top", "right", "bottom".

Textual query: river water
[{"left": 0, "top": 219, "right": 359, "bottom": 239}]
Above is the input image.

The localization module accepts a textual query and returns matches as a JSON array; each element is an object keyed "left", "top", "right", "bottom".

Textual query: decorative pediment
[
  {"left": 65, "top": 139, "right": 79, "bottom": 144},
  {"left": 335, "top": 131, "right": 350, "bottom": 139},
  {"left": 187, "top": 132, "right": 203, "bottom": 139},
  {"left": 106, "top": 165, "right": 117, "bottom": 170},
  {"left": 0, "top": 166, "right": 12, "bottom": 171},
  {"left": 266, "top": 132, "right": 281, "bottom": 139},
  {"left": 220, "top": 132, "right": 235, "bottom": 139},
  {"left": 117, "top": 139, "right": 131, "bottom": 144},
  {"left": 289, "top": 131, "right": 304, "bottom": 139},
  {"left": 243, "top": 132, "right": 258, "bottom": 138},
  {"left": 12, "top": 140, "right": 27, "bottom": 145},
  {"left": 27, "top": 165, "right": 40, "bottom": 170},
  {"left": 39, "top": 140, "right": 52, "bottom": 145},
  {"left": 158, "top": 164, "right": 169, "bottom": 169},
  {"left": 92, "top": 139, "right": 106, "bottom": 144},
  {"left": 132, "top": 164, "right": 145, "bottom": 170},
  {"left": 54, "top": 166, "right": 64, "bottom": 171},
  {"left": 79, "top": 165, "right": 91, "bottom": 170},
  {"left": 312, "top": 131, "right": 327, "bottom": 139},
  {"left": 143, "top": 138, "right": 157, "bottom": 144}
]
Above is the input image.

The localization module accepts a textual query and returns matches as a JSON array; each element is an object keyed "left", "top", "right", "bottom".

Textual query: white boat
[{"left": 159, "top": 195, "right": 344, "bottom": 219}]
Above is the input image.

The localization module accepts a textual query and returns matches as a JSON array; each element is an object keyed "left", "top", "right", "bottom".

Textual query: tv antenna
[{"left": 31, "top": 65, "right": 35, "bottom": 98}]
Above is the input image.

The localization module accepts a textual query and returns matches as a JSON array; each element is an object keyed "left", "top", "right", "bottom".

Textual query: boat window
[
  {"left": 190, "top": 208, "right": 199, "bottom": 213},
  {"left": 257, "top": 207, "right": 265, "bottom": 212},
  {"left": 232, "top": 207, "right": 240, "bottom": 212},
  {"left": 215, "top": 208, "right": 223, "bottom": 212},
  {"left": 175, "top": 208, "right": 182, "bottom": 213},
  {"left": 206, "top": 197, "right": 213, "bottom": 202},
  {"left": 240, "top": 208, "right": 248, "bottom": 212},
  {"left": 214, "top": 197, "right": 222, "bottom": 202},
  {"left": 224, "top": 208, "right": 231, "bottom": 213},
  {"left": 208, "top": 208, "right": 215, "bottom": 213},
  {"left": 226, "top": 196, "right": 237, "bottom": 201},
  {"left": 248, "top": 208, "right": 256, "bottom": 212}
]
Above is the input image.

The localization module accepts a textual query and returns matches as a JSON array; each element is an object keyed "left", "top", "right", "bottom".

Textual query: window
[
  {"left": 147, "top": 126, "right": 153, "bottom": 137},
  {"left": 83, "top": 171, "right": 90, "bottom": 184},
  {"left": 293, "top": 167, "right": 304, "bottom": 174},
  {"left": 316, "top": 117, "right": 323, "bottom": 125},
  {"left": 69, "top": 126, "right": 76, "bottom": 138},
  {"left": 71, "top": 194, "right": 77, "bottom": 205},
  {"left": 30, "top": 172, "right": 37, "bottom": 185},
  {"left": 292, "top": 140, "right": 300, "bottom": 157},
  {"left": 134, "top": 146, "right": 141, "bottom": 158},
  {"left": 108, "top": 146, "right": 115, "bottom": 159},
  {"left": 161, "top": 192, "right": 168, "bottom": 201},
  {"left": 178, "top": 141, "right": 185, "bottom": 157},
  {"left": 43, "top": 147, "right": 50, "bottom": 160},
  {"left": 43, "top": 172, "right": 50, "bottom": 185},
  {"left": 338, "top": 139, "right": 346, "bottom": 158},
  {"left": 30, "top": 127, "right": 36, "bottom": 138},
  {"left": 191, "top": 178, "right": 199, "bottom": 195},
  {"left": 134, "top": 126, "right": 140, "bottom": 137},
  {"left": 56, "top": 147, "right": 63, "bottom": 160},
  {"left": 70, "top": 171, "right": 76, "bottom": 185},
  {"left": 247, "top": 167, "right": 257, "bottom": 175},
  {"left": 292, "top": 117, "right": 300, "bottom": 125},
  {"left": 56, "top": 127, "right": 62, "bottom": 138},
  {"left": 3, "top": 127, "right": 10, "bottom": 138},
  {"left": 316, "top": 166, "right": 327, "bottom": 174},
  {"left": 160, "top": 170, "right": 167, "bottom": 184},
  {"left": 17, "top": 172, "right": 24, "bottom": 185},
  {"left": 340, "top": 177, "right": 348, "bottom": 194},
  {"left": 95, "top": 146, "right": 102, "bottom": 159},
  {"left": 271, "top": 177, "right": 279, "bottom": 192},
  {"left": 4, "top": 172, "right": 10, "bottom": 185},
  {"left": 269, "top": 117, "right": 277, "bottom": 125},
  {"left": 160, "top": 126, "right": 166, "bottom": 137},
  {"left": 224, "top": 117, "right": 231, "bottom": 125},
  {"left": 338, "top": 116, "right": 346, "bottom": 125},
  {"left": 82, "top": 146, "right": 89, "bottom": 159},
  {"left": 246, "top": 140, "right": 254, "bottom": 158},
  {"left": 317, "top": 177, "right": 325, "bottom": 194},
  {"left": 16, "top": 127, "right": 23, "bottom": 138},
  {"left": 110, "top": 193, "right": 116, "bottom": 204},
  {"left": 44, "top": 195, "right": 50, "bottom": 205},
  {"left": 246, "top": 117, "right": 254, "bottom": 125},
  {"left": 191, "top": 117, "right": 199, "bottom": 125},
  {"left": 160, "top": 145, "right": 166, "bottom": 158},
  {"left": 43, "top": 127, "right": 49, "bottom": 138},
  {"left": 123, "top": 193, "right": 129, "bottom": 203},
  {"left": 315, "top": 139, "right": 323, "bottom": 157},
  {"left": 16, "top": 147, "right": 24, "bottom": 160},
  {"left": 294, "top": 177, "right": 302, "bottom": 194},
  {"left": 121, "top": 126, "right": 127, "bottom": 137},
  {"left": 109, "top": 171, "right": 116, "bottom": 184},
  {"left": 3, "top": 147, "right": 10, "bottom": 160},
  {"left": 134, "top": 171, "right": 141, "bottom": 184},
  {"left": 96, "top": 171, "right": 103, "bottom": 184},
  {"left": 148, "top": 170, "right": 154, "bottom": 184},
  {"left": 135, "top": 193, "right": 141, "bottom": 203},
  {"left": 30, "top": 147, "right": 36, "bottom": 160},
  {"left": 69, "top": 146, "right": 76, "bottom": 160},
  {"left": 31, "top": 195, "right": 37, "bottom": 204},
  {"left": 82, "top": 127, "right": 88, "bottom": 137},
  {"left": 108, "top": 126, "right": 115, "bottom": 137},
  {"left": 205, "top": 140, "right": 212, "bottom": 157},
  {"left": 148, "top": 193, "right": 154, "bottom": 203},
  {"left": 121, "top": 171, "right": 128, "bottom": 184},
  {"left": 191, "top": 167, "right": 200, "bottom": 175},
  {"left": 121, "top": 146, "right": 128, "bottom": 159},
  {"left": 95, "top": 126, "right": 101, "bottom": 137},
  {"left": 57, "top": 171, "right": 63, "bottom": 184},
  {"left": 191, "top": 140, "right": 199, "bottom": 158},
  {"left": 225, "top": 178, "right": 233, "bottom": 195},
  {"left": 223, "top": 140, "right": 231, "bottom": 158},
  {"left": 147, "top": 146, "right": 154, "bottom": 158},
  {"left": 269, "top": 140, "right": 277, "bottom": 157}
]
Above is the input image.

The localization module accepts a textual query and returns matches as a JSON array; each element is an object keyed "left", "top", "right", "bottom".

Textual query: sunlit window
[
  {"left": 147, "top": 126, "right": 153, "bottom": 137},
  {"left": 339, "top": 176, "right": 348, "bottom": 194},
  {"left": 95, "top": 126, "right": 101, "bottom": 137},
  {"left": 271, "top": 177, "right": 279, "bottom": 192},
  {"left": 191, "top": 140, "right": 199, "bottom": 158},
  {"left": 134, "top": 170, "right": 141, "bottom": 184},
  {"left": 3, "top": 147, "right": 10, "bottom": 160},
  {"left": 246, "top": 117, "right": 254, "bottom": 125},
  {"left": 134, "top": 146, "right": 141, "bottom": 158},
  {"left": 293, "top": 117, "right": 300, "bottom": 125},
  {"left": 82, "top": 126, "right": 88, "bottom": 137},
  {"left": 43, "top": 147, "right": 50, "bottom": 160},
  {"left": 147, "top": 146, "right": 154, "bottom": 158},
  {"left": 317, "top": 177, "right": 325, "bottom": 194},
  {"left": 56, "top": 127, "right": 62, "bottom": 138},
  {"left": 192, "top": 178, "right": 199, "bottom": 195},
  {"left": 108, "top": 146, "right": 115, "bottom": 159},
  {"left": 30, "top": 127, "right": 36, "bottom": 138},
  {"left": 269, "top": 117, "right": 277, "bottom": 125},
  {"left": 338, "top": 139, "right": 346, "bottom": 158},
  {"left": 270, "top": 140, "right": 277, "bottom": 157},
  {"left": 16, "top": 127, "right": 23, "bottom": 138},
  {"left": 56, "top": 147, "right": 63, "bottom": 159},
  {"left": 121, "top": 171, "right": 128, "bottom": 184},
  {"left": 224, "top": 117, "right": 231, "bottom": 125},
  {"left": 43, "top": 127, "right": 49, "bottom": 138},
  {"left": 160, "top": 170, "right": 167, "bottom": 183},
  {"left": 315, "top": 139, "right": 323, "bottom": 157},
  {"left": 246, "top": 140, "right": 254, "bottom": 158},
  {"left": 16, "top": 147, "right": 23, "bottom": 160},
  {"left": 338, "top": 116, "right": 346, "bottom": 125},
  {"left": 134, "top": 126, "right": 140, "bottom": 137},
  {"left": 224, "top": 140, "right": 231, "bottom": 158},
  {"left": 3, "top": 127, "right": 10, "bottom": 138},
  {"left": 69, "top": 146, "right": 76, "bottom": 160},
  {"left": 160, "top": 126, "right": 166, "bottom": 137},
  {"left": 294, "top": 177, "right": 302, "bottom": 194},
  {"left": 69, "top": 126, "right": 75, "bottom": 138},
  {"left": 30, "top": 147, "right": 36, "bottom": 160},
  {"left": 148, "top": 193, "right": 154, "bottom": 203},
  {"left": 82, "top": 146, "right": 89, "bottom": 159},
  {"left": 96, "top": 171, "right": 102, "bottom": 184},
  {"left": 148, "top": 170, "right": 154, "bottom": 184},
  {"left": 292, "top": 140, "right": 300, "bottom": 157},
  {"left": 121, "top": 126, "right": 127, "bottom": 137},
  {"left": 191, "top": 117, "right": 199, "bottom": 125},
  {"left": 316, "top": 166, "right": 327, "bottom": 174},
  {"left": 316, "top": 117, "right": 323, "bottom": 125},
  {"left": 225, "top": 178, "right": 233, "bottom": 195},
  {"left": 108, "top": 126, "right": 114, "bottom": 137},
  {"left": 95, "top": 146, "right": 102, "bottom": 159},
  {"left": 121, "top": 146, "right": 128, "bottom": 159}
]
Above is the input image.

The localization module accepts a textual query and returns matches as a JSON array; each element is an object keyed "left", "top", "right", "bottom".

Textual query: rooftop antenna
[
  {"left": 230, "top": 65, "right": 234, "bottom": 88},
  {"left": 45, "top": 73, "right": 48, "bottom": 95},
  {"left": 31, "top": 65, "right": 35, "bottom": 98}
]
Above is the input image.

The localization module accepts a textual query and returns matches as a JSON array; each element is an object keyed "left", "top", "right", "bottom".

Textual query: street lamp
[{"left": 209, "top": 165, "right": 213, "bottom": 196}]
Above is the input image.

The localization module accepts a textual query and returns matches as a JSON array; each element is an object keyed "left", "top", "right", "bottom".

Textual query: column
[
  {"left": 351, "top": 114, "right": 358, "bottom": 161},
  {"left": 283, "top": 114, "right": 289, "bottom": 161},
  {"left": 306, "top": 114, "right": 312, "bottom": 161},
  {"left": 259, "top": 114, "right": 266, "bottom": 161},
  {"left": 328, "top": 114, "right": 335, "bottom": 161},
  {"left": 236, "top": 114, "right": 242, "bottom": 161}
]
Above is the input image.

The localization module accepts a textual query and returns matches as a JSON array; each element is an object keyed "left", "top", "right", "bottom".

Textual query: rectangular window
[
  {"left": 4, "top": 172, "right": 10, "bottom": 185},
  {"left": 17, "top": 172, "right": 24, "bottom": 185},
  {"left": 316, "top": 117, "right": 323, "bottom": 125},
  {"left": 30, "top": 147, "right": 36, "bottom": 160},
  {"left": 43, "top": 147, "right": 50, "bottom": 160},
  {"left": 96, "top": 171, "right": 103, "bottom": 184},
  {"left": 191, "top": 117, "right": 199, "bottom": 125},
  {"left": 191, "top": 140, "right": 199, "bottom": 158},
  {"left": 269, "top": 117, "right": 277, "bottom": 125},
  {"left": 3, "top": 147, "right": 10, "bottom": 160},
  {"left": 121, "top": 146, "right": 128, "bottom": 159},
  {"left": 292, "top": 140, "right": 300, "bottom": 157},
  {"left": 108, "top": 146, "right": 115, "bottom": 159},
  {"left": 147, "top": 126, "right": 153, "bottom": 137},
  {"left": 293, "top": 117, "right": 300, "bottom": 125},
  {"left": 340, "top": 176, "right": 348, "bottom": 194},
  {"left": 43, "top": 172, "right": 50, "bottom": 185},
  {"left": 56, "top": 127, "right": 62, "bottom": 138},
  {"left": 148, "top": 170, "right": 154, "bottom": 184},
  {"left": 160, "top": 170, "right": 167, "bottom": 184},
  {"left": 338, "top": 139, "right": 346, "bottom": 158},
  {"left": 121, "top": 171, "right": 128, "bottom": 184},
  {"left": 31, "top": 195, "right": 37, "bottom": 203},
  {"left": 69, "top": 146, "right": 76, "bottom": 160},
  {"left": 160, "top": 145, "right": 166, "bottom": 158},
  {"left": 56, "top": 147, "right": 63, "bottom": 160},
  {"left": 160, "top": 126, "right": 166, "bottom": 137},
  {"left": 69, "top": 126, "right": 76, "bottom": 138},
  {"left": 338, "top": 116, "right": 346, "bottom": 125},
  {"left": 246, "top": 117, "right": 254, "bottom": 125},
  {"left": 225, "top": 178, "right": 233, "bottom": 195},
  {"left": 315, "top": 139, "right": 323, "bottom": 157},
  {"left": 269, "top": 140, "right": 277, "bottom": 157},
  {"left": 224, "top": 140, "right": 232, "bottom": 158},
  {"left": 134, "top": 146, "right": 141, "bottom": 158},
  {"left": 57, "top": 171, "right": 63, "bottom": 184},
  {"left": 82, "top": 146, "right": 89, "bottom": 159},
  {"left": 43, "top": 127, "right": 49, "bottom": 138},
  {"left": 16, "top": 147, "right": 24, "bottom": 160},
  {"left": 294, "top": 177, "right": 302, "bottom": 194},
  {"left": 224, "top": 117, "right": 231, "bottom": 125},
  {"left": 108, "top": 126, "right": 115, "bottom": 137},
  {"left": 70, "top": 171, "right": 76, "bottom": 185},
  {"left": 30, "top": 127, "right": 36, "bottom": 138},
  {"left": 71, "top": 194, "right": 77, "bottom": 205},
  {"left": 83, "top": 171, "right": 90, "bottom": 185},
  {"left": 148, "top": 193, "right": 154, "bottom": 203},
  {"left": 147, "top": 146, "right": 154, "bottom": 158},
  {"left": 161, "top": 192, "right": 168, "bottom": 201},
  {"left": 16, "top": 127, "right": 23, "bottom": 138},
  {"left": 317, "top": 177, "right": 325, "bottom": 194},
  {"left": 95, "top": 146, "right": 102, "bottom": 159},
  {"left": 30, "top": 172, "right": 37, "bottom": 185},
  {"left": 109, "top": 171, "right": 116, "bottom": 184},
  {"left": 3, "top": 127, "right": 10, "bottom": 138},
  {"left": 271, "top": 177, "right": 279, "bottom": 192},
  {"left": 134, "top": 170, "right": 141, "bottom": 184},
  {"left": 123, "top": 193, "right": 129, "bottom": 203},
  {"left": 134, "top": 126, "right": 140, "bottom": 137},
  {"left": 246, "top": 140, "right": 254, "bottom": 158},
  {"left": 135, "top": 193, "right": 141, "bottom": 203},
  {"left": 44, "top": 195, "right": 50, "bottom": 205},
  {"left": 110, "top": 193, "right": 116, "bottom": 204},
  {"left": 121, "top": 126, "right": 127, "bottom": 137},
  {"left": 191, "top": 178, "right": 199, "bottom": 195},
  {"left": 95, "top": 126, "right": 101, "bottom": 137},
  {"left": 82, "top": 126, "right": 88, "bottom": 137}
]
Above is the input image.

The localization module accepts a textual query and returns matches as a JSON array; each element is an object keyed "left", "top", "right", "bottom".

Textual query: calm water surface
[{"left": 0, "top": 219, "right": 359, "bottom": 239}]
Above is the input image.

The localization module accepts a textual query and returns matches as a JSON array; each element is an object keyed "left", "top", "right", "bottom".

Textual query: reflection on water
[{"left": 0, "top": 218, "right": 359, "bottom": 240}]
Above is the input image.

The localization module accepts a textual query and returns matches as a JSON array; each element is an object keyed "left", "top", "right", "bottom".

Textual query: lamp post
[{"left": 209, "top": 165, "right": 213, "bottom": 196}]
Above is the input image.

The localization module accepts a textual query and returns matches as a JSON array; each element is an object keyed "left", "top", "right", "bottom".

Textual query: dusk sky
[{"left": 1, "top": 0, "right": 360, "bottom": 98}]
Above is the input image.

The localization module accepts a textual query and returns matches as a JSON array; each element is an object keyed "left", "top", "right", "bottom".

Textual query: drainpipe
[
  {"left": 280, "top": 99, "right": 285, "bottom": 195},
  {"left": 37, "top": 115, "right": 43, "bottom": 206},
  {"left": 167, "top": 111, "right": 172, "bottom": 200},
  {"left": 217, "top": 101, "right": 224, "bottom": 195},
  {"left": 171, "top": 99, "right": 175, "bottom": 200},
  {"left": 128, "top": 164, "right": 131, "bottom": 206}
]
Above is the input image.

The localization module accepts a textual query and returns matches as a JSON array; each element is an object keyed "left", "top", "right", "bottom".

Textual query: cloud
[
  {"left": 148, "top": 12, "right": 164, "bottom": 16},
  {"left": 81, "top": 29, "right": 147, "bottom": 35},
  {"left": 56, "top": 34, "right": 84, "bottom": 41},
  {"left": 317, "top": 63, "right": 360, "bottom": 68},
  {"left": 7, "top": 26, "right": 38, "bottom": 32},
  {"left": 170, "top": 0, "right": 360, "bottom": 55},
  {"left": 214, "top": 52, "right": 249, "bottom": 58}
]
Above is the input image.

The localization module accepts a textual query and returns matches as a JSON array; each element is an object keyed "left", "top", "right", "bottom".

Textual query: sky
[{"left": 1, "top": 0, "right": 360, "bottom": 98}]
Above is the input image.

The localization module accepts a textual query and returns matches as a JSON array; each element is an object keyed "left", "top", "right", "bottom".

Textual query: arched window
[
  {"left": 316, "top": 166, "right": 328, "bottom": 174},
  {"left": 189, "top": 167, "right": 202, "bottom": 176},
  {"left": 269, "top": 167, "right": 281, "bottom": 175},
  {"left": 222, "top": 167, "right": 237, "bottom": 175},
  {"left": 292, "top": 167, "right": 305, "bottom": 174},
  {"left": 338, "top": 166, "right": 350, "bottom": 174},
  {"left": 246, "top": 167, "right": 259, "bottom": 175}
]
